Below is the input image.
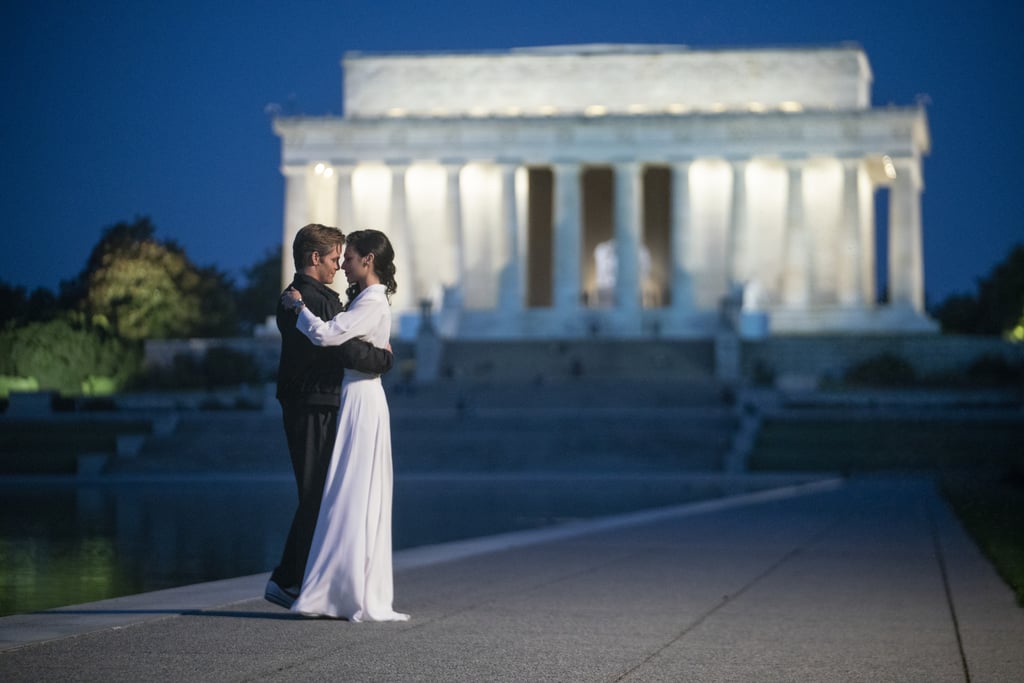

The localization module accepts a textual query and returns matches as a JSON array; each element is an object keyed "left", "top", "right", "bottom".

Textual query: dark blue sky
[{"left": 3, "top": 0, "right": 1022, "bottom": 307}]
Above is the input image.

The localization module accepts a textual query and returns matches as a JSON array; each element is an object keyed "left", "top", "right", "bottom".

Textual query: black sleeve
[{"left": 327, "top": 338, "right": 394, "bottom": 375}]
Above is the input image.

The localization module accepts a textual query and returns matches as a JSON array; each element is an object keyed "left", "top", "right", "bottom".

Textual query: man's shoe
[{"left": 264, "top": 580, "right": 299, "bottom": 609}]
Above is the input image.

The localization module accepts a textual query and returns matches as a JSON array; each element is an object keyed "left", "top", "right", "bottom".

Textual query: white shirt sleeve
[{"left": 295, "top": 291, "right": 379, "bottom": 347}]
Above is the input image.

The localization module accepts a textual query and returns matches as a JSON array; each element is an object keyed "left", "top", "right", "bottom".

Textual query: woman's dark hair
[{"left": 345, "top": 229, "right": 397, "bottom": 304}]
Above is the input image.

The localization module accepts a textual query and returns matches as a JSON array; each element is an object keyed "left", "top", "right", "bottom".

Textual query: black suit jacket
[{"left": 275, "top": 273, "right": 393, "bottom": 407}]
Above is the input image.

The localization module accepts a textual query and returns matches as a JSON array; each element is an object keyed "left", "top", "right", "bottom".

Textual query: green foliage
[
  {"left": 70, "top": 217, "right": 238, "bottom": 340},
  {"left": 6, "top": 216, "right": 273, "bottom": 343},
  {"left": 932, "top": 293, "right": 979, "bottom": 334},
  {"left": 0, "top": 317, "right": 141, "bottom": 395},
  {"left": 934, "top": 243, "right": 1024, "bottom": 337},
  {"left": 2, "top": 216, "right": 281, "bottom": 398},
  {"left": 843, "top": 353, "right": 917, "bottom": 387},
  {"left": 85, "top": 239, "right": 202, "bottom": 339},
  {"left": 0, "top": 375, "right": 40, "bottom": 398},
  {"left": 0, "top": 281, "right": 61, "bottom": 326},
  {"left": 941, "top": 468, "right": 1024, "bottom": 606},
  {"left": 235, "top": 246, "right": 283, "bottom": 331}
]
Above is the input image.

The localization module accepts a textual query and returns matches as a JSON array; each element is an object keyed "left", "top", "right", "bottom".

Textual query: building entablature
[
  {"left": 342, "top": 45, "right": 872, "bottom": 118},
  {"left": 274, "top": 106, "right": 929, "bottom": 171}
]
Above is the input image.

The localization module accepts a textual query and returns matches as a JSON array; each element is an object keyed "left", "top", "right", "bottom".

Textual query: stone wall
[
  {"left": 435, "top": 339, "right": 716, "bottom": 383},
  {"left": 743, "top": 334, "right": 1024, "bottom": 383},
  {"left": 143, "top": 334, "right": 1021, "bottom": 387},
  {"left": 144, "top": 337, "right": 281, "bottom": 375}
]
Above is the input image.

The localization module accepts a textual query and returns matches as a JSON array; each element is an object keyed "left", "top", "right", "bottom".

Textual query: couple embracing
[{"left": 265, "top": 224, "right": 409, "bottom": 623}]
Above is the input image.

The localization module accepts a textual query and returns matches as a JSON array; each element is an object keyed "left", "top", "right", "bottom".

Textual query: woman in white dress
[{"left": 280, "top": 229, "right": 409, "bottom": 622}]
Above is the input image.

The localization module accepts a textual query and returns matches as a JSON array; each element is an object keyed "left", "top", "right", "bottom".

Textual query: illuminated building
[{"left": 273, "top": 44, "right": 932, "bottom": 339}]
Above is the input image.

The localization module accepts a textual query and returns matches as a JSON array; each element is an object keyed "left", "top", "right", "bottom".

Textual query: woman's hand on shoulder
[{"left": 281, "top": 287, "right": 305, "bottom": 312}]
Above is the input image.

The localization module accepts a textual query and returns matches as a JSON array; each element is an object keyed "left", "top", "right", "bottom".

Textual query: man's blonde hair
[{"left": 292, "top": 224, "right": 345, "bottom": 271}]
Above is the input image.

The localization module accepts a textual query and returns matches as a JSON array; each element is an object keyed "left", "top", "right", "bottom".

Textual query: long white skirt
[{"left": 291, "top": 372, "right": 409, "bottom": 622}]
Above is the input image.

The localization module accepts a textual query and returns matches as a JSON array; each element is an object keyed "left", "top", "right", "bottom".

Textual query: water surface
[{"left": 0, "top": 474, "right": 761, "bottom": 617}]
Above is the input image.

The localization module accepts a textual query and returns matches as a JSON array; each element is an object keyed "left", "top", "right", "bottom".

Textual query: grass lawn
[
  {"left": 939, "top": 466, "right": 1024, "bottom": 606},
  {"left": 748, "top": 416, "right": 1024, "bottom": 606}
]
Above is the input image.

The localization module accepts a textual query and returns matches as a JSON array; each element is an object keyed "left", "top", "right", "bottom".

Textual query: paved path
[{"left": 1, "top": 475, "right": 1022, "bottom": 682}]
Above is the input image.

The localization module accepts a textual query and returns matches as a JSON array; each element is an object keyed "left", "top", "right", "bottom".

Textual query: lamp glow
[{"left": 882, "top": 155, "right": 896, "bottom": 179}]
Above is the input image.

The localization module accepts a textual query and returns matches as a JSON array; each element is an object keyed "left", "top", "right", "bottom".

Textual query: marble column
[
  {"left": 669, "top": 160, "right": 693, "bottom": 310},
  {"left": 781, "top": 159, "right": 811, "bottom": 307},
  {"left": 388, "top": 163, "right": 416, "bottom": 311},
  {"left": 442, "top": 162, "right": 465, "bottom": 288},
  {"left": 333, "top": 163, "right": 355, "bottom": 233},
  {"left": 552, "top": 162, "right": 582, "bottom": 310},
  {"left": 613, "top": 162, "right": 642, "bottom": 310},
  {"left": 498, "top": 162, "right": 523, "bottom": 311},
  {"left": 888, "top": 157, "right": 925, "bottom": 312},
  {"left": 280, "top": 164, "right": 308, "bottom": 290},
  {"left": 727, "top": 159, "right": 749, "bottom": 285},
  {"left": 838, "top": 158, "right": 865, "bottom": 306}
]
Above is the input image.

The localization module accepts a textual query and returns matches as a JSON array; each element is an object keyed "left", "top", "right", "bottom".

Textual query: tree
[
  {"left": 934, "top": 243, "right": 1024, "bottom": 338},
  {"left": 0, "top": 280, "right": 29, "bottom": 327},
  {"left": 0, "top": 280, "right": 61, "bottom": 327},
  {"left": 70, "top": 217, "right": 238, "bottom": 339},
  {"left": 977, "top": 243, "right": 1024, "bottom": 338},
  {"left": 235, "top": 246, "right": 283, "bottom": 332},
  {"left": 932, "top": 293, "right": 980, "bottom": 334}
]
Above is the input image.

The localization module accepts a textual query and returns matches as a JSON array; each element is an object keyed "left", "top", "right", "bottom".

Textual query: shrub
[
  {"left": 0, "top": 319, "right": 141, "bottom": 395},
  {"left": 0, "top": 375, "right": 40, "bottom": 398},
  {"left": 966, "top": 353, "right": 1023, "bottom": 387}
]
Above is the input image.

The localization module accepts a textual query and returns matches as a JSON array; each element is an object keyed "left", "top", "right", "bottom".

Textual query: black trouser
[{"left": 270, "top": 401, "right": 339, "bottom": 589}]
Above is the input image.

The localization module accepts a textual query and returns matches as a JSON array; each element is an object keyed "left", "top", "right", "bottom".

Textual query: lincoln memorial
[{"left": 273, "top": 44, "right": 934, "bottom": 340}]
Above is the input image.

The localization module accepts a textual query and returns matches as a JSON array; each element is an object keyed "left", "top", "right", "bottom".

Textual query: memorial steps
[{"left": 107, "top": 376, "right": 736, "bottom": 476}]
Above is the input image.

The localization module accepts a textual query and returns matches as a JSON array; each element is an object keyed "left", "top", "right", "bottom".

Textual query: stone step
[{"left": 112, "top": 402, "right": 738, "bottom": 474}]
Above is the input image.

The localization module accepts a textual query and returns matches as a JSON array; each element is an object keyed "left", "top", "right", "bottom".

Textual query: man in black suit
[{"left": 265, "top": 223, "right": 394, "bottom": 608}]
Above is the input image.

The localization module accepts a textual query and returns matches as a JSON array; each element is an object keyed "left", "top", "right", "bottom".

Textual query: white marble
[
  {"left": 274, "top": 44, "right": 934, "bottom": 339},
  {"left": 343, "top": 45, "right": 870, "bottom": 119}
]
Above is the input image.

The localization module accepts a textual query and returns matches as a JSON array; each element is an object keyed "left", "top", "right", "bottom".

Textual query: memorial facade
[{"left": 273, "top": 44, "right": 933, "bottom": 339}]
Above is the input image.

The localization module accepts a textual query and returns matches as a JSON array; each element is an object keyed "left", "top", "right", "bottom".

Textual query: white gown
[{"left": 289, "top": 284, "right": 409, "bottom": 622}]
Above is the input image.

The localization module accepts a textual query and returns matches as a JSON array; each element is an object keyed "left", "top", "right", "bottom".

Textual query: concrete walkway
[{"left": 1, "top": 475, "right": 1022, "bottom": 682}]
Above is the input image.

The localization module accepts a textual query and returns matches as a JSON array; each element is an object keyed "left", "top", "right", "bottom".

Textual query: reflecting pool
[{"left": 0, "top": 475, "right": 763, "bottom": 617}]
